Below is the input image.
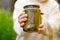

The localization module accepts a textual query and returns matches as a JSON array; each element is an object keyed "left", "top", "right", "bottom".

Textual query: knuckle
[
  {"left": 25, "top": 14, "right": 27, "bottom": 16},
  {"left": 20, "top": 22, "right": 25, "bottom": 26},
  {"left": 25, "top": 18, "right": 27, "bottom": 20}
]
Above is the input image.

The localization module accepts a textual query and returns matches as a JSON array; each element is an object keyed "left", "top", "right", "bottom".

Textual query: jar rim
[{"left": 24, "top": 5, "right": 40, "bottom": 9}]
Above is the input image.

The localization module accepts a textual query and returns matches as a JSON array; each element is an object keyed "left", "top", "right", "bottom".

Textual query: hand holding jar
[{"left": 18, "top": 5, "right": 45, "bottom": 34}]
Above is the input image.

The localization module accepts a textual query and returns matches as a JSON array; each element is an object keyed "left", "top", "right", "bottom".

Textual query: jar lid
[{"left": 24, "top": 5, "right": 40, "bottom": 9}]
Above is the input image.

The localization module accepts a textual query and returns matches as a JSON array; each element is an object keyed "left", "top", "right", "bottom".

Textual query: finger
[
  {"left": 39, "top": 24, "right": 44, "bottom": 28},
  {"left": 38, "top": 26, "right": 46, "bottom": 34},
  {"left": 38, "top": 28, "right": 44, "bottom": 34},
  {"left": 20, "top": 22, "right": 25, "bottom": 27},
  {"left": 41, "top": 13, "right": 44, "bottom": 15},
  {"left": 18, "top": 18, "right": 27, "bottom": 23},
  {"left": 18, "top": 12, "right": 25, "bottom": 18},
  {"left": 38, "top": 27, "right": 43, "bottom": 31},
  {"left": 38, "top": 29, "right": 43, "bottom": 34},
  {"left": 39, "top": 25, "right": 45, "bottom": 30},
  {"left": 19, "top": 14, "right": 27, "bottom": 19}
]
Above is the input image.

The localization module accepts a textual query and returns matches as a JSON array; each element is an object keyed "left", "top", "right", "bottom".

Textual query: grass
[
  {"left": 56, "top": 30, "right": 60, "bottom": 40},
  {"left": 0, "top": 9, "right": 16, "bottom": 40}
]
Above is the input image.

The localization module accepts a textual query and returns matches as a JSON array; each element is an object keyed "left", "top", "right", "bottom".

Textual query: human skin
[{"left": 18, "top": 12, "right": 45, "bottom": 34}]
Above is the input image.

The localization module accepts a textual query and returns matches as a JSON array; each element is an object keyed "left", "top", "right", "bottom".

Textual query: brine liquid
[{"left": 23, "top": 5, "right": 42, "bottom": 32}]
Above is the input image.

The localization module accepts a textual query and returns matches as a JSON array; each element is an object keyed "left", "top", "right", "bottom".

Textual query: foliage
[
  {"left": 56, "top": 30, "right": 60, "bottom": 40},
  {"left": 0, "top": 9, "right": 16, "bottom": 40}
]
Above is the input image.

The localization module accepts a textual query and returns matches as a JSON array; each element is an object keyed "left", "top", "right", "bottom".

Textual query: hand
[
  {"left": 18, "top": 12, "right": 28, "bottom": 27},
  {"left": 18, "top": 12, "right": 44, "bottom": 28},
  {"left": 38, "top": 24, "right": 46, "bottom": 34},
  {"left": 38, "top": 12, "right": 45, "bottom": 34}
]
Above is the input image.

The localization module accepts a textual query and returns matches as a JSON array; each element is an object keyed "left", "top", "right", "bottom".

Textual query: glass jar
[{"left": 23, "top": 5, "right": 42, "bottom": 32}]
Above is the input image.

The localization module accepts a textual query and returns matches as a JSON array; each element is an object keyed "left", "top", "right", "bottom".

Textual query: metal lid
[{"left": 24, "top": 5, "right": 40, "bottom": 9}]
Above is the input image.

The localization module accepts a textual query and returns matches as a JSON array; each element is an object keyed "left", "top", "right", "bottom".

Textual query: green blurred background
[
  {"left": 0, "top": 0, "right": 60, "bottom": 40},
  {"left": 0, "top": 0, "right": 17, "bottom": 40},
  {"left": 0, "top": 9, "right": 16, "bottom": 40}
]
